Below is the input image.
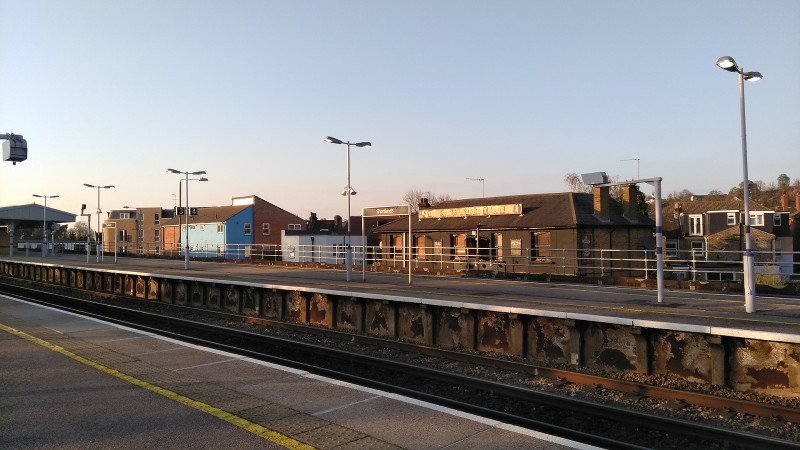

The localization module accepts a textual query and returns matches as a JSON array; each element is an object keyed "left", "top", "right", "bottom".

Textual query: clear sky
[{"left": 2, "top": 1, "right": 799, "bottom": 222}]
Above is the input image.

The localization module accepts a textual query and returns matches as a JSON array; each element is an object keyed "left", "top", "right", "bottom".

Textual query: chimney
[
  {"left": 781, "top": 193, "right": 788, "bottom": 211},
  {"left": 593, "top": 186, "right": 610, "bottom": 221},
  {"left": 621, "top": 184, "right": 639, "bottom": 220},
  {"left": 418, "top": 197, "right": 431, "bottom": 210}
]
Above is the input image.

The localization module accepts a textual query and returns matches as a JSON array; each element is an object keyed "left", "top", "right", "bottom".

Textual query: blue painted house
[{"left": 162, "top": 205, "right": 254, "bottom": 259}]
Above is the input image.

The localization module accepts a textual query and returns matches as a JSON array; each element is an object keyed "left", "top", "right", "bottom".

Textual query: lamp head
[
  {"left": 198, "top": 177, "right": 208, "bottom": 182},
  {"left": 84, "top": 183, "right": 94, "bottom": 188},
  {"left": 167, "top": 168, "right": 181, "bottom": 174},
  {"left": 743, "top": 71, "right": 762, "bottom": 82},
  {"left": 716, "top": 56, "right": 738, "bottom": 72},
  {"left": 355, "top": 142, "right": 371, "bottom": 147},
  {"left": 324, "top": 136, "right": 343, "bottom": 145},
  {"left": 191, "top": 170, "right": 206, "bottom": 176}
]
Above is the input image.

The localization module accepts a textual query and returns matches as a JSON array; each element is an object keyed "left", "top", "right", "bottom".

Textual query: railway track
[{"left": 1, "top": 280, "right": 798, "bottom": 449}]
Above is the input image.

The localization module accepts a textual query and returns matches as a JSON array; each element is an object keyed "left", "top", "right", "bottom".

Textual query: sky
[{"left": 2, "top": 1, "right": 799, "bottom": 223}]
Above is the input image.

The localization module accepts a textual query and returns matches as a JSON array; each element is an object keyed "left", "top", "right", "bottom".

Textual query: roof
[
  {"left": 160, "top": 205, "right": 249, "bottom": 226},
  {"left": 373, "top": 192, "right": 653, "bottom": 233},
  {"left": 0, "top": 203, "right": 77, "bottom": 223},
  {"left": 666, "top": 199, "right": 771, "bottom": 215}
]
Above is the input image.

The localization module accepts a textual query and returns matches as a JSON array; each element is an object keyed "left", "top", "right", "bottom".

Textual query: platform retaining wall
[{"left": 1, "top": 260, "right": 797, "bottom": 398}]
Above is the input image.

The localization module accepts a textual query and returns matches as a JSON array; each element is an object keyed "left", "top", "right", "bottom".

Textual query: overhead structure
[{"left": 1, "top": 133, "right": 27, "bottom": 164}]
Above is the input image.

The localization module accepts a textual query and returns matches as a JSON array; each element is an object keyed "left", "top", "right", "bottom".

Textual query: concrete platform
[{"left": 0, "top": 293, "right": 593, "bottom": 450}]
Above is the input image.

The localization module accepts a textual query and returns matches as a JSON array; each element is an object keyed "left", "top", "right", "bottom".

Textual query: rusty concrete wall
[
  {"left": 174, "top": 281, "right": 187, "bottom": 305},
  {"left": 190, "top": 282, "right": 204, "bottom": 307},
  {"left": 436, "top": 307, "right": 474, "bottom": 351},
  {"left": 527, "top": 317, "right": 573, "bottom": 364},
  {"left": 730, "top": 339, "right": 800, "bottom": 397},
  {"left": 207, "top": 284, "right": 221, "bottom": 310},
  {"left": 478, "top": 311, "right": 523, "bottom": 357},
  {"left": 365, "top": 300, "right": 395, "bottom": 338},
  {"left": 651, "top": 331, "right": 725, "bottom": 385},
  {"left": 135, "top": 276, "right": 146, "bottom": 298},
  {"left": 309, "top": 293, "right": 332, "bottom": 327},
  {"left": 287, "top": 291, "right": 307, "bottom": 323},
  {"left": 147, "top": 278, "right": 159, "bottom": 300},
  {"left": 583, "top": 323, "right": 647, "bottom": 373},
  {"left": 160, "top": 279, "right": 173, "bottom": 303},
  {"left": 224, "top": 285, "right": 240, "bottom": 314},
  {"left": 262, "top": 290, "right": 283, "bottom": 320},
  {"left": 398, "top": 304, "right": 432, "bottom": 345},
  {"left": 335, "top": 297, "right": 363, "bottom": 333},
  {"left": 241, "top": 287, "right": 260, "bottom": 316}
]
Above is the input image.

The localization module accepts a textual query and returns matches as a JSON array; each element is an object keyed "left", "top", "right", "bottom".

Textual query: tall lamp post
[
  {"left": 84, "top": 184, "right": 115, "bottom": 262},
  {"left": 716, "top": 56, "right": 762, "bottom": 314},
  {"left": 168, "top": 168, "right": 207, "bottom": 270},
  {"left": 324, "top": 136, "right": 371, "bottom": 282},
  {"left": 32, "top": 194, "right": 59, "bottom": 257}
]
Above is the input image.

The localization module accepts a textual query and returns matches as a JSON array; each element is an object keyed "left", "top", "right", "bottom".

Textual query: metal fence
[{"left": 15, "top": 240, "right": 800, "bottom": 283}]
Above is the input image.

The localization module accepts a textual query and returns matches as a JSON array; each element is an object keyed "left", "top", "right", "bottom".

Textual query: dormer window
[
  {"left": 726, "top": 213, "right": 736, "bottom": 226},
  {"left": 689, "top": 215, "right": 703, "bottom": 236}
]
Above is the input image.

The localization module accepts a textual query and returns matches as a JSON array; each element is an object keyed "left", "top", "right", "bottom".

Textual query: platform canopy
[{"left": 0, "top": 203, "right": 77, "bottom": 226}]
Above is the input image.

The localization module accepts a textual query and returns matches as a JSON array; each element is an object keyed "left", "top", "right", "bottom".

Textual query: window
[
  {"left": 532, "top": 231, "right": 552, "bottom": 259},
  {"left": 154, "top": 213, "right": 160, "bottom": 225},
  {"left": 745, "top": 213, "right": 763, "bottom": 226},
  {"left": 665, "top": 240, "right": 678, "bottom": 257},
  {"left": 137, "top": 229, "right": 143, "bottom": 240},
  {"left": 120, "top": 212, "right": 131, "bottom": 219},
  {"left": 394, "top": 235, "right": 405, "bottom": 258},
  {"left": 774, "top": 214, "right": 781, "bottom": 227},
  {"left": 726, "top": 213, "right": 736, "bottom": 226},
  {"left": 262, "top": 223, "right": 270, "bottom": 235},
  {"left": 454, "top": 234, "right": 467, "bottom": 257},
  {"left": 415, "top": 235, "right": 426, "bottom": 259},
  {"left": 199, "top": 225, "right": 205, "bottom": 231},
  {"left": 691, "top": 241, "right": 704, "bottom": 258},
  {"left": 775, "top": 239, "right": 782, "bottom": 255},
  {"left": 189, "top": 225, "right": 196, "bottom": 231},
  {"left": 154, "top": 229, "right": 160, "bottom": 242},
  {"left": 288, "top": 224, "right": 302, "bottom": 230},
  {"left": 118, "top": 230, "right": 128, "bottom": 242},
  {"left": 244, "top": 223, "right": 252, "bottom": 235},
  {"left": 138, "top": 213, "right": 144, "bottom": 224},
  {"left": 217, "top": 224, "right": 224, "bottom": 233},
  {"left": 689, "top": 215, "right": 703, "bottom": 236}
]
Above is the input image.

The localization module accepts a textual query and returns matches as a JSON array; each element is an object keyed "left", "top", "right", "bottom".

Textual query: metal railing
[{"left": 11, "top": 240, "right": 800, "bottom": 283}]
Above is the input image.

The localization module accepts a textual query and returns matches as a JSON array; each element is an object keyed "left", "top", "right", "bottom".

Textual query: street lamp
[
  {"left": 168, "top": 168, "right": 207, "bottom": 270},
  {"left": 32, "top": 194, "right": 59, "bottom": 257},
  {"left": 324, "top": 136, "right": 371, "bottom": 282},
  {"left": 84, "top": 184, "right": 115, "bottom": 262},
  {"left": 716, "top": 55, "right": 762, "bottom": 314}
]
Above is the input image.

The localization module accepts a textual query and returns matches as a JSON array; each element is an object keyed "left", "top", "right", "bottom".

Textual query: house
[
  {"left": 159, "top": 195, "right": 305, "bottom": 260},
  {"left": 660, "top": 197, "right": 794, "bottom": 280},
  {"left": 280, "top": 213, "right": 397, "bottom": 265},
  {"left": 102, "top": 207, "right": 175, "bottom": 255},
  {"left": 371, "top": 185, "right": 654, "bottom": 277}
]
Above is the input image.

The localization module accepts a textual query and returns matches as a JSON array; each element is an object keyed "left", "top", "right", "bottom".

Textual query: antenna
[
  {"left": 620, "top": 158, "right": 640, "bottom": 179},
  {"left": 467, "top": 177, "right": 485, "bottom": 197}
]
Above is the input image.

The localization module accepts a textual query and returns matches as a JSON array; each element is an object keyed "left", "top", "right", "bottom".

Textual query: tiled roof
[{"left": 373, "top": 192, "right": 653, "bottom": 233}]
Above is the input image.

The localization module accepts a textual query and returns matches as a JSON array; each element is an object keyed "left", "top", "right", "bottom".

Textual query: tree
[
  {"left": 563, "top": 173, "right": 591, "bottom": 193},
  {"left": 402, "top": 190, "right": 453, "bottom": 212},
  {"left": 777, "top": 173, "right": 790, "bottom": 192}
]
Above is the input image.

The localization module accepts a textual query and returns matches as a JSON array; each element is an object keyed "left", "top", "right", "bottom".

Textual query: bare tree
[
  {"left": 563, "top": 173, "right": 591, "bottom": 193},
  {"left": 402, "top": 190, "right": 453, "bottom": 212}
]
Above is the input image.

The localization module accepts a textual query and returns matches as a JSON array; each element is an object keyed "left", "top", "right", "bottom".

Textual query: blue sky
[{"left": 2, "top": 1, "right": 799, "bottom": 221}]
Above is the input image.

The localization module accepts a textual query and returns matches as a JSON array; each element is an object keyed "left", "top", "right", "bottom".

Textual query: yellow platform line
[{"left": 0, "top": 322, "right": 316, "bottom": 450}]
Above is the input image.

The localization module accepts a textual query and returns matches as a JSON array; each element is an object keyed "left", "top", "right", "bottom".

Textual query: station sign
[
  {"left": 176, "top": 207, "right": 199, "bottom": 216},
  {"left": 362, "top": 204, "right": 410, "bottom": 217}
]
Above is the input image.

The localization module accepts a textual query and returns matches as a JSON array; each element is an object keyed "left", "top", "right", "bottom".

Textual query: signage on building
[
  {"left": 362, "top": 204, "right": 411, "bottom": 217},
  {"left": 102, "top": 222, "right": 116, "bottom": 229},
  {"left": 418, "top": 203, "right": 522, "bottom": 219}
]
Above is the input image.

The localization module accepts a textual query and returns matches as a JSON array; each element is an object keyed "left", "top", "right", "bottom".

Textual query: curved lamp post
[
  {"left": 32, "top": 194, "right": 59, "bottom": 257},
  {"left": 84, "top": 184, "right": 115, "bottom": 262},
  {"left": 168, "top": 168, "right": 207, "bottom": 269},
  {"left": 716, "top": 56, "right": 762, "bottom": 313},
  {"left": 324, "top": 136, "right": 371, "bottom": 282}
]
